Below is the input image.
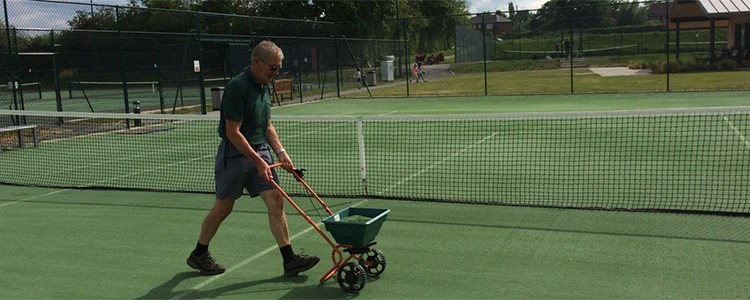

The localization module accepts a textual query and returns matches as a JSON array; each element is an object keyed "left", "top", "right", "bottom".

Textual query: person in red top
[{"left": 409, "top": 63, "right": 418, "bottom": 83}]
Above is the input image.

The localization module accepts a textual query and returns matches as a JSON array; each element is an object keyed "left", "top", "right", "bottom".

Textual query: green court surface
[
  {"left": 1, "top": 184, "right": 749, "bottom": 299},
  {"left": 2, "top": 91, "right": 750, "bottom": 298}
]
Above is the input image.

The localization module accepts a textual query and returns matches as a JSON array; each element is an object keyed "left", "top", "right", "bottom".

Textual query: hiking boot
[
  {"left": 283, "top": 253, "right": 321, "bottom": 277},
  {"left": 187, "top": 252, "right": 226, "bottom": 275}
]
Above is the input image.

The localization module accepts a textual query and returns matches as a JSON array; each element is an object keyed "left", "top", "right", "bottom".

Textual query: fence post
[
  {"left": 665, "top": 0, "right": 671, "bottom": 92},
  {"left": 481, "top": 14, "right": 487, "bottom": 96},
  {"left": 195, "top": 13, "right": 206, "bottom": 115},
  {"left": 116, "top": 6, "right": 131, "bottom": 120},
  {"left": 51, "top": 33, "right": 62, "bottom": 115}
]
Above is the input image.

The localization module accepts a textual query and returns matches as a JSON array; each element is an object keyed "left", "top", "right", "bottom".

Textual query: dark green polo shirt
[{"left": 217, "top": 70, "right": 272, "bottom": 145}]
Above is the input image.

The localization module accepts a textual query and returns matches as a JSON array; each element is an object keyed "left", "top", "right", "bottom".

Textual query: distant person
[
  {"left": 416, "top": 62, "right": 427, "bottom": 83},
  {"left": 409, "top": 64, "right": 418, "bottom": 83},
  {"left": 354, "top": 68, "right": 363, "bottom": 88},
  {"left": 186, "top": 40, "right": 320, "bottom": 277}
]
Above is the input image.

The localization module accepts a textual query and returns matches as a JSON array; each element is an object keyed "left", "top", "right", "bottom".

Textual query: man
[
  {"left": 186, "top": 40, "right": 320, "bottom": 277},
  {"left": 354, "top": 68, "right": 363, "bottom": 88}
]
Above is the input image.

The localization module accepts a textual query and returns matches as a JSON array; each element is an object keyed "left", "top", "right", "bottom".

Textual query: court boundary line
[
  {"left": 40, "top": 138, "right": 216, "bottom": 187},
  {"left": 380, "top": 132, "right": 499, "bottom": 194},
  {"left": 0, "top": 188, "right": 70, "bottom": 208},
  {"left": 172, "top": 199, "right": 369, "bottom": 300},
  {"left": 722, "top": 114, "right": 750, "bottom": 150}
]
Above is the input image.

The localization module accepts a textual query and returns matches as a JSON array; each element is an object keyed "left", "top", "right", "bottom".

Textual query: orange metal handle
[{"left": 267, "top": 163, "right": 333, "bottom": 216}]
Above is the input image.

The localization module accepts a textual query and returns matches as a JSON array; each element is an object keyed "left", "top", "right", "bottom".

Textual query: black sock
[
  {"left": 192, "top": 241, "right": 208, "bottom": 257},
  {"left": 280, "top": 245, "right": 295, "bottom": 263}
]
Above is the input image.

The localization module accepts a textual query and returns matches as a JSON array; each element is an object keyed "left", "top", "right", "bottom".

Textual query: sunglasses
[{"left": 258, "top": 60, "right": 280, "bottom": 71}]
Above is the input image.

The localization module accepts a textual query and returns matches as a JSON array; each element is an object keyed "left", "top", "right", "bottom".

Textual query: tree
[
  {"left": 528, "top": 0, "right": 617, "bottom": 33},
  {"left": 611, "top": 0, "right": 648, "bottom": 26}
]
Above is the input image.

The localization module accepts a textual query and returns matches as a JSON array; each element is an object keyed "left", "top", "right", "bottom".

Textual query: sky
[
  {"left": 467, "top": 0, "right": 547, "bottom": 13},
  {"left": 5, "top": 0, "right": 548, "bottom": 31}
]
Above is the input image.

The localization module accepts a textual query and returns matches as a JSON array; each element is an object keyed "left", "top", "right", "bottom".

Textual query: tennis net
[{"left": 1, "top": 108, "right": 748, "bottom": 215}]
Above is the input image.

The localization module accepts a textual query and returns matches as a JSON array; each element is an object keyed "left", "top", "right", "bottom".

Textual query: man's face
[{"left": 253, "top": 54, "right": 282, "bottom": 85}]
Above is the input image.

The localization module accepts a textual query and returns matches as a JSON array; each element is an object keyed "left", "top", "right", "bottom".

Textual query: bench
[
  {"left": 0, "top": 124, "right": 38, "bottom": 152},
  {"left": 272, "top": 79, "right": 294, "bottom": 106}
]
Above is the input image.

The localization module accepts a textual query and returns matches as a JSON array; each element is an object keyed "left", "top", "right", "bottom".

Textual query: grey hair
[{"left": 251, "top": 40, "right": 284, "bottom": 63}]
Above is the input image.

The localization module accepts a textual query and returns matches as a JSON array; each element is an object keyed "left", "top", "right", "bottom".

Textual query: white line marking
[
  {"left": 283, "top": 123, "right": 347, "bottom": 140},
  {"left": 0, "top": 188, "right": 70, "bottom": 208},
  {"left": 173, "top": 199, "right": 369, "bottom": 299},
  {"left": 45, "top": 139, "right": 216, "bottom": 181},
  {"left": 81, "top": 155, "right": 212, "bottom": 187},
  {"left": 378, "top": 111, "right": 398, "bottom": 116},
  {"left": 381, "top": 132, "right": 499, "bottom": 194},
  {"left": 722, "top": 114, "right": 750, "bottom": 150},
  {"left": 170, "top": 226, "right": 316, "bottom": 300}
]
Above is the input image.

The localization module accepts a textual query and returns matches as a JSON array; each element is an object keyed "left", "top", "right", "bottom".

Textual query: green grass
[
  {"left": 340, "top": 69, "right": 750, "bottom": 97},
  {"left": 275, "top": 91, "right": 750, "bottom": 115},
  {"left": 493, "top": 28, "right": 727, "bottom": 60}
]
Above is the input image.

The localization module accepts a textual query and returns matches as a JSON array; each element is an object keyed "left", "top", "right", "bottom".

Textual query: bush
[
  {"left": 627, "top": 59, "right": 649, "bottom": 69},
  {"left": 716, "top": 59, "right": 737, "bottom": 71},
  {"left": 631, "top": 58, "right": 722, "bottom": 74},
  {"left": 58, "top": 69, "right": 77, "bottom": 81}
]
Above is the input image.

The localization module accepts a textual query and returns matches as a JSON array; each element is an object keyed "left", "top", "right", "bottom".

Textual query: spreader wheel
[
  {"left": 337, "top": 262, "right": 367, "bottom": 293},
  {"left": 360, "top": 247, "right": 386, "bottom": 276}
]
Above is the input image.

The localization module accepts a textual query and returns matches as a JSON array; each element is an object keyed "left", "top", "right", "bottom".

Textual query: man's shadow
[{"left": 136, "top": 272, "right": 356, "bottom": 299}]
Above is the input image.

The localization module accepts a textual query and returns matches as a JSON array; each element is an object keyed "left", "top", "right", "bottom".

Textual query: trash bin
[
  {"left": 365, "top": 71, "right": 377, "bottom": 86},
  {"left": 380, "top": 55, "right": 394, "bottom": 82},
  {"left": 210, "top": 87, "right": 224, "bottom": 110}
]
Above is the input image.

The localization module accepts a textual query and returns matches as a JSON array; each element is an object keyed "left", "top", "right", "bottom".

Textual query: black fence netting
[{"left": 1, "top": 0, "right": 749, "bottom": 105}]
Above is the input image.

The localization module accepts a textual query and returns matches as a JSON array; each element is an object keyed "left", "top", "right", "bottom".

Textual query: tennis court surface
[
  {"left": 1, "top": 93, "right": 749, "bottom": 298},
  {"left": 2, "top": 185, "right": 749, "bottom": 299}
]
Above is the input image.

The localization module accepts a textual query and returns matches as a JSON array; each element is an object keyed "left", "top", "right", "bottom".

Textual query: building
[
  {"left": 668, "top": 0, "right": 750, "bottom": 62},
  {"left": 648, "top": 2, "right": 669, "bottom": 22},
  {"left": 470, "top": 13, "right": 514, "bottom": 38}
]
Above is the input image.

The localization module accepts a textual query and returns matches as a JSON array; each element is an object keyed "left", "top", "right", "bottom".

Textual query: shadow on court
[{"left": 136, "top": 272, "right": 356, "bottom": 299}]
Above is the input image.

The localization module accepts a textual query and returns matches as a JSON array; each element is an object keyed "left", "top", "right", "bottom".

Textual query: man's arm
[
  {"left": 225, "top": 119, "right": 273, "bottom": 182},
  {"left": 266, "top": 119, "right": 294, "bottom": 172}
]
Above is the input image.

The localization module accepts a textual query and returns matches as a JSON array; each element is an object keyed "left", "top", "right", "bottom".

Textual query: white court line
[
  {"left": 0, "top": 188, "right": 70, "bottom": 208},
  {"left": 84, "top": 155, "right": 212, "bottom": 187},
  {"left": 381, "top": 132, "right": 499, "bottom": 194},
  {"left": 283, "top": 112, "right": 395, "bottom": 140},
  {"left": 44, "top": 139, "right": 216, "bottom": 181},
  {"left": 722, "top": 114, "right": 750, "bottom": 150},
  {"left": 378, "top": 111, "right": 398, "bottom": 116},
  {"left": 172, "top": 199, "right": 370, "bottom": 300}
]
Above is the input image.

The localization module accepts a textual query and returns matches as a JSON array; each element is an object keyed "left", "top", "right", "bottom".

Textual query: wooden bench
[
  {"left": 272, "top": 79, "right": 294, "bottom": 106},
  {"left": 0, "top": 124, "right": 38, "bottom": 152}
]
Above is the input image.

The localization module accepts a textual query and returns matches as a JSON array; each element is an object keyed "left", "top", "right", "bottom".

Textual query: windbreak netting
[{"left": 1, "top": 108, "right": 749, "bottom": 214}]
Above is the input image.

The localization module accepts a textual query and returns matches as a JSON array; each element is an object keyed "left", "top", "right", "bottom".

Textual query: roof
[
  {"left": 470, "top": 14, "right": 512, "bottom": 25},
  {"left": 648, "top": 2, "right": 668, "bottom": 15},
  {"left": 696, "top": 0, "right": 750, "bottom": 16}
]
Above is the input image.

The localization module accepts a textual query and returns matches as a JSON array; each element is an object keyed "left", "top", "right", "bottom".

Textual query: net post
[{"left": 356, "top": 116, "right": 367, "bottom": 194}]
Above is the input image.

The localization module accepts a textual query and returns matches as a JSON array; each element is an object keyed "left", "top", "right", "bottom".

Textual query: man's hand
[
  {"left": 277, "top": 151, "right": 295, "bottom": 173},
  {"left": 255, "top": 161, "right": 273, "bottom": 183}
]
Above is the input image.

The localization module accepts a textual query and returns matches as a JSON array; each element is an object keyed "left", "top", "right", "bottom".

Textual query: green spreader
[
  {"left": 322, "top": 207, "right": 390, "bottom": 248},
  {"left": 270, "top": 164, "right": 389, "bottom": 293}
]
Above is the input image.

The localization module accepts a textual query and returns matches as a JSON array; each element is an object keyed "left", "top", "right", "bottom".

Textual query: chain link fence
[{"left": 2, "top": 0, "right": 749, "bottom": 111}]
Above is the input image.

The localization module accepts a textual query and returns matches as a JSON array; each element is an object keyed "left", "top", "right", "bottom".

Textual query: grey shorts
[{"left": 214, "top": 139, "right": 278, "bottom": 200}]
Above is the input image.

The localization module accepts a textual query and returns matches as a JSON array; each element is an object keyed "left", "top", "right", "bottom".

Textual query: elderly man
[{"left": 186, "top": 40, "right": 320, "bottom": 277}]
